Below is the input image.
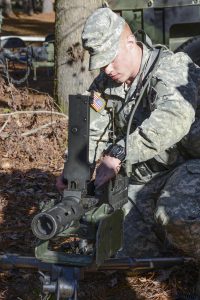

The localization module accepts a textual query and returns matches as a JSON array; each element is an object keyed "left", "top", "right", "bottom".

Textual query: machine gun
[
  {"left": 0, "top": 95, "right": 192, "bottom": 299},
  {"left": 30, "top": 94, "right": 129, "bottom": 294},
  {"left": 31, "top": 94, "right": 128, "bottom": 242}
]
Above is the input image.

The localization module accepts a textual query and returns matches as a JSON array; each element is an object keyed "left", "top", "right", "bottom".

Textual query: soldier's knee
[
  {"left": 155, "top": 160, "right": 200, "bottom": 258},
  {"left": 157, "top": 214, "right": 200, "bottom": 258}
]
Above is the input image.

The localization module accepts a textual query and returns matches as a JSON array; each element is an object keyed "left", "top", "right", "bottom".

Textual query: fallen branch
[
  {"left": 0, "top": 110, "right": 68, "bottom": 119},
  {"left": 21, "top": 121, "right": 58, "bottom": 137},
  {"left": 0, "top": 116, "right": 11, "bottom": 134},
  {"left": 0, "top": 111, "right": 67, "bottom": 136}
]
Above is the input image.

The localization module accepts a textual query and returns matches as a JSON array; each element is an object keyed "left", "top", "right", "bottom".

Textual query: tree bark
[{"left": 55, "top": 0, "right": 102, "bottom": 113}]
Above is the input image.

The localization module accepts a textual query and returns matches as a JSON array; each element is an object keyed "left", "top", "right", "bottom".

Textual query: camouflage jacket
[{"left": 88, "top": 43, "right": 200, "bottom": 180}]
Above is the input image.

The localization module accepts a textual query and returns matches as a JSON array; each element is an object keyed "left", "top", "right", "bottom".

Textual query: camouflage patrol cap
[{"left": 82, "top": 8, "right": 125, "bottom": 70}]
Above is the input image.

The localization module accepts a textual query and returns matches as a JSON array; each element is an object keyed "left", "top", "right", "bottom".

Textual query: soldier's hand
[
  {"left": 94, "top": 155, "right": 121, "bottom": 188},
  {"left": 56, "top": 173, "right": 67, "bottom": 192}
]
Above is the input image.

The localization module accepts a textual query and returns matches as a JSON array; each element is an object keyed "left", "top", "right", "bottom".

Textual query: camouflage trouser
[{"left": 118, "top": 159, "right": 200, "bottom": 259}]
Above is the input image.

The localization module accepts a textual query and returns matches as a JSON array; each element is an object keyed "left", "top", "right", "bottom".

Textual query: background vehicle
[{"left": 109, "top": 0, "right": 200, "bottom": 65}]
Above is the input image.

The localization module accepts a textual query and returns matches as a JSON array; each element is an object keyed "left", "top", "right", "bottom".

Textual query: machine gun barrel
[{"left": 31, "top": 195, "right": 84, "bottom": 240}]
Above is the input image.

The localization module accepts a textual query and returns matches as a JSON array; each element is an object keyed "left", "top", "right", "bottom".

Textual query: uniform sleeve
[
  {"left": 89, "top": 108, "right": 110, "bottom": 163},
  {"left": 125, "top": 52, "right": 198, "bottom": 164}
]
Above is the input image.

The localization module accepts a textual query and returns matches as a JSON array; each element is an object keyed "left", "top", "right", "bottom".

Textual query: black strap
[
  {"left": 134, "top": 29, "right": 153, "bottom": 49},
  {"left": 125, "top": 47, "right": 165, "bottom": 176}
]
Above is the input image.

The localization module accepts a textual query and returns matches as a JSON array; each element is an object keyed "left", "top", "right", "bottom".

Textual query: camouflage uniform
[{"left": 82, "top": 8, "right": 200, "bottom": 259}]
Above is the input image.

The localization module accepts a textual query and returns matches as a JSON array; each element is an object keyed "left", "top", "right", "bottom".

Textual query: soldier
[{"left": 57, "top": 7, "right": 200, "bottom": 261}]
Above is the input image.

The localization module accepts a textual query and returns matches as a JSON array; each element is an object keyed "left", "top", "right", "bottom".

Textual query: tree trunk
[
  {"left": 2, "top": 0, "right": 13, "bottom": 17},
  {"left": 42, "top": 0, "right": 53, "bottom": 13},
  {"left": 55, "top": 0, "right": 102, "bottom": 113}
]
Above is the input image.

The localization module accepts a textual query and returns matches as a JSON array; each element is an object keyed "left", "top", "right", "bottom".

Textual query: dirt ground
[
  {"left": 2, "top": 12, "right": 55, "bottom": 37},
  {"left": 0, "top": 12, "right": 198, "bottom": 300}
]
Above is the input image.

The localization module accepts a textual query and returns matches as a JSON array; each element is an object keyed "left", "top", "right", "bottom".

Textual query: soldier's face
[{"left": 102, "top": 35, "right": 142, "bottom": 84}]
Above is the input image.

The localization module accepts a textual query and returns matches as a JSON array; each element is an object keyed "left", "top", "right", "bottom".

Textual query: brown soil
[{"left": 0, "top": 12, "right": 198, "bottom": 300}]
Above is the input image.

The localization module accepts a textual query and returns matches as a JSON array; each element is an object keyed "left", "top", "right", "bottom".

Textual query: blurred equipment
[{"left": 0, "top": 34, "right": 54, "bottom": 84}]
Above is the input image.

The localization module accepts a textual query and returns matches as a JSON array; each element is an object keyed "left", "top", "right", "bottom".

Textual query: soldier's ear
[{"left": 127, "top": 34, "right": 136, "bottom": 47}]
